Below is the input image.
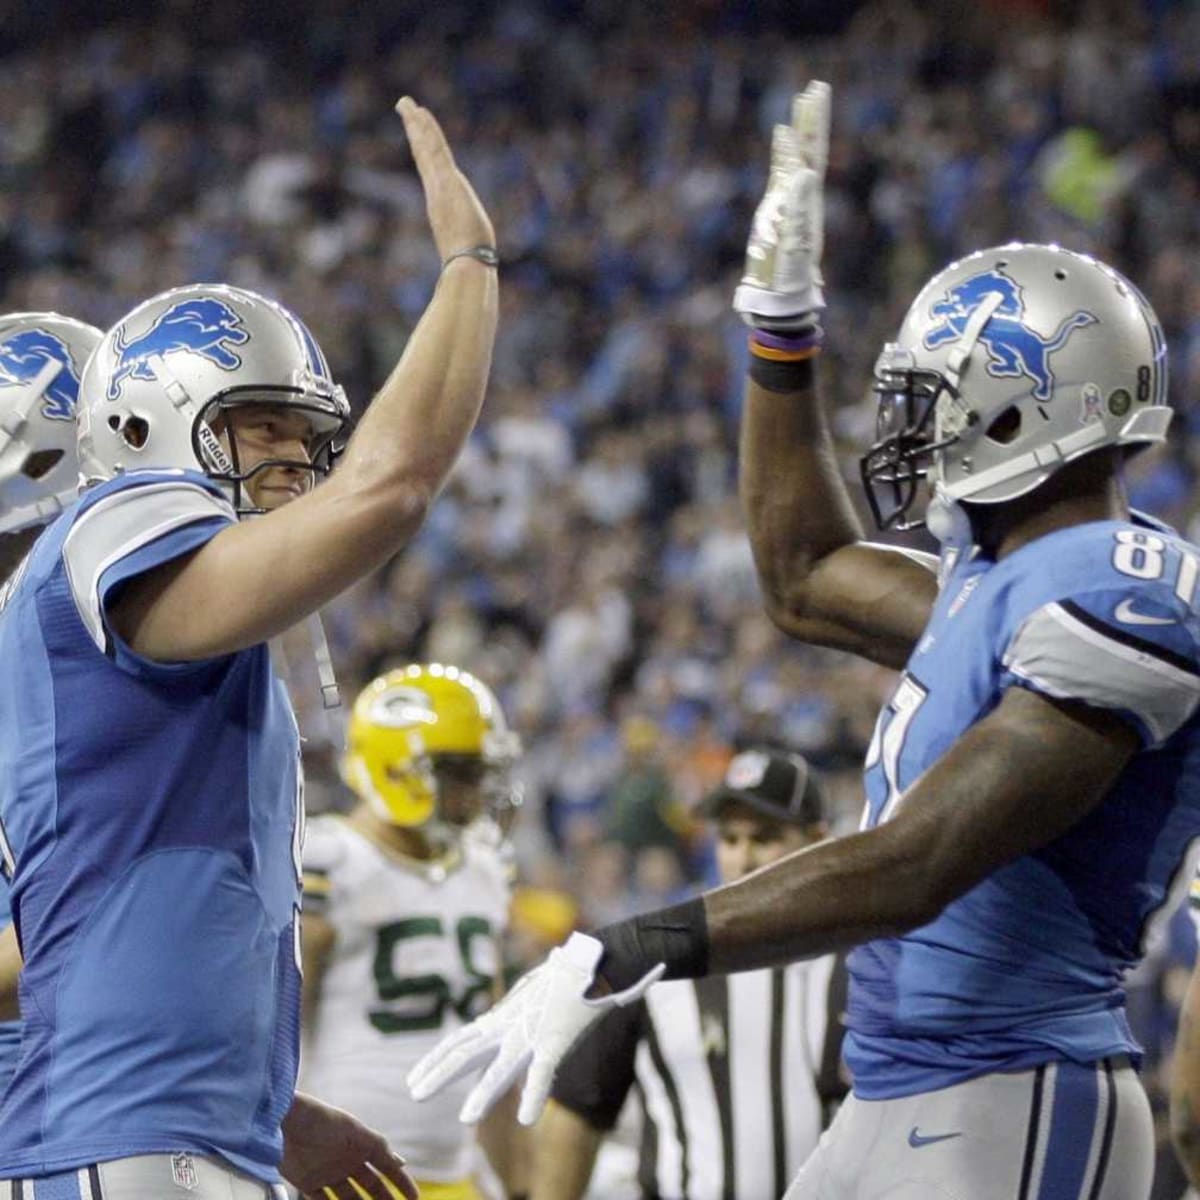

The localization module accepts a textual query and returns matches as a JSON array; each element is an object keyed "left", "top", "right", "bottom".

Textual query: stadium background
[{"left": 4, "top": 0, "right": 1200, "bottom": 1193}]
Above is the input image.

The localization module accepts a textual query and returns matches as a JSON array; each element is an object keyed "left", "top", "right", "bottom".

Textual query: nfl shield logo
[{"left": 171, "top": 1153, "right": 199, "bottom": 1191}]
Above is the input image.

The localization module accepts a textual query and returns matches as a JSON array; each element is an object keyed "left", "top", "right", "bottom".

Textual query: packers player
[{"left": 301, "top": 664, "right": 527, "bottom": 1200}]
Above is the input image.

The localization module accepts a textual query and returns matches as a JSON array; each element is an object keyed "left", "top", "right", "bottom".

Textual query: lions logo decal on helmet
[
  {"left": 923, "top": 269, "right": 1097, "bottom": 402},
  {"left": 0, "top": 329, "right": 83, "bottom": 421},
  {"left": 107, "top": 298, "right": 250, "bottom": 400}
]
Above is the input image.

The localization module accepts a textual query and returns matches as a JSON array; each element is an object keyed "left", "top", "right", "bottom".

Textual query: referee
[{"left": 532, "top": 748, "right": 846, "bottom": 1200}]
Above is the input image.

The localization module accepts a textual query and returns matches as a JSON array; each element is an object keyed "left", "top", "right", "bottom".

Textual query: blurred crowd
[{"left": 4, "top": 0, "right": 1200, "bottom": 1187}]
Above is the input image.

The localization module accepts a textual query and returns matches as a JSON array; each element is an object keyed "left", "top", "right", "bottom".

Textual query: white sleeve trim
[
  {"left": 63, "top": 480, "right": 235, "bottom": 652},
  {"left": 1003, "top": 601, "right": 1200, "bottom": 745}
]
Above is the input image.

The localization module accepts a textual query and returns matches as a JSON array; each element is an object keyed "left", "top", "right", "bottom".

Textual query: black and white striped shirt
[{"left": 552, "top": 957, "right": 846, "bottom": 1200}]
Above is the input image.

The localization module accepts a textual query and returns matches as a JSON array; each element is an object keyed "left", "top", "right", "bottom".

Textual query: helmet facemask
[
  {"left": 860, "top": 348, "right": 966, "bottom": 532},
  {"left": 195, "top": 386, "right": 352, "bottom": 515}
]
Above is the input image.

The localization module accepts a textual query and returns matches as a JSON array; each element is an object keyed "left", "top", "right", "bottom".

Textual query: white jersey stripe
[
  {"left": 635, "top": 1037, "right": 685, "bottom": 1198},
  {"left": 785, "top": 960, "right": 831, "bottom": 1179},
  {"left": 729, "top": 970, "right": 775, "bottom": 1198},
  {"left": 1078, "top": 1061, "right": 1113, "bottom": 1200},
  {"left": 646, "top": 983, "right": 723, "bottom": 1200},
  {"left": 1004, "top": 601, "right": 1200, "bottom": 744},
  {"left": 0, "top": 817, "right": 15, "bottom": 880}
]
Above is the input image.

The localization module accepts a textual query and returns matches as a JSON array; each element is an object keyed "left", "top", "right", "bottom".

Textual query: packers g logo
[
  {"left": 367, "top": 686, "right": 437, "bottom": 731},
  {"left": 923, "top": 269, "right": 1097, "bottom": 402}
]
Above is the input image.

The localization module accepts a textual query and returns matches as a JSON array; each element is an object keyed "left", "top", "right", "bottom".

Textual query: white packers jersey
[{"left": 300, "top": 816, "right": 511, "bottom": 1182}]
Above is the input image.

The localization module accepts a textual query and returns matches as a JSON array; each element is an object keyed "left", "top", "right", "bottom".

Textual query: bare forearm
[
  {"left": 700, "top": 691, "right": 1135, "bottom": 974},
  {"left": 739, "top": 375, "right": 934, "bottom": 666},
  {"left": 740, "top": 373, "right": 863, "bottom": 593},
  {"left": 704, "top": 813, "right": 937, "bottom": 973},
  {"left": 480, "top": 1086, "right": 530, "bottom": 1196},
  {"left": 530, "top": 1101, "right": 602, "bottom": 1200}
]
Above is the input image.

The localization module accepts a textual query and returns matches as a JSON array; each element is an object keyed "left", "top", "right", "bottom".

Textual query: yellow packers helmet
[{"left": 343, "top": 663, "right": 521, "bottom": 828}]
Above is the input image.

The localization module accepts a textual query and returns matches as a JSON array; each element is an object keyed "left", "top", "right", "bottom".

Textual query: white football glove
[
  {"left": 733, "top": 81, "right": 831, "bottom": 331},
  {"left": 406, "top": 931, "right": 664, "bottom": 1127}
]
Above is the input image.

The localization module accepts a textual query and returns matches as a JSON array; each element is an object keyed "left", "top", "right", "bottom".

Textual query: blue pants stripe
[
  {"left": 30, "top": 1173, "right": 80, "bottom": 1200},
  {"left": 1036, "top": 1061, "right": 1100, "bottom": 1200}
]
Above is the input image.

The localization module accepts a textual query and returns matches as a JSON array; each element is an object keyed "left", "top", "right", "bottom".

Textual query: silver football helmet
[
  {"left": 77, "top": 284, "right": 353, "bottom": 512},
  {"left": 861, "top": 243, "right": 1170, "bottom": 530},
  {"left": 0, "top": 312, "right": 102, "bottom": 534}
]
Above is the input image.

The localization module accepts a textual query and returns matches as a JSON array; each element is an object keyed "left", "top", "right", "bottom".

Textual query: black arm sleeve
[{"left": 549, "top": 998, "right": 646, "bottom": 1131}]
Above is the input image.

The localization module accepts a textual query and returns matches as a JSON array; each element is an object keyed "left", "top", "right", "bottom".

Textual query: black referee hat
[{"left": 700, "top": 748, "right": 825, "bottom": 829}]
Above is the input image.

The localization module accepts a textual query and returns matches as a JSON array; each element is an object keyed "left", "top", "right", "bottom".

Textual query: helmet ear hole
[
  {"left": 22, "top": 449, "right": 64, "bottom": 480},
  {"left": 122, "top": 416, "right": 150, "bottom": 449},
  {"left": 985, "top": 405, "right": 1022, "bottom": 445}
]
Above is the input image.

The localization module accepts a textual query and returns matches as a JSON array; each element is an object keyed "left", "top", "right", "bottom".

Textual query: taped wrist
[
  {"left": 594, "top": 898, "right": 710, "bottom": 992},
  {"left": 748, "top": 328, "right": 820, "bottom": 393}
]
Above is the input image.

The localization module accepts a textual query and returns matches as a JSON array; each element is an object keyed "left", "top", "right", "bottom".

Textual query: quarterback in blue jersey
[
  {"left": 0, "top": 98, "right": 495, "bottom": 1200},
  {"left": 0, "top": 310, "right": 103, "bottom": 1098},
  {"left": 408, "top": 86, "right": 1189, "bottom": 1200}
]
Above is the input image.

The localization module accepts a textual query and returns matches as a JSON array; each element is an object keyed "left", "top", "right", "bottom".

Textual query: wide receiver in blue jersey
[
  {"left": 0, "top": 311, "right": 102, "bottom": 1098},
  {"left": 408, "top": 86, "right": 1192, "bottom": 1200},
  {"left": 0, "top": 98, "right": 494, "bottom": 1200}
]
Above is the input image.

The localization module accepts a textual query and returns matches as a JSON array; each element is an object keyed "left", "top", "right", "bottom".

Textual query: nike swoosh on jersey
[
  {"left": 1114, "top": 598, "right": 1176, "bottom": 626},
  {"left": 907, "top": 1127, "right": 962, "bottom": 1149}
]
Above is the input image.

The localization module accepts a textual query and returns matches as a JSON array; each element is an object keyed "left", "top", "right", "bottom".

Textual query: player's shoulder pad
[
  {"left": 63, "top": 469, "right": 236, "bottom": 653},
  {"left": 1003, "top": 522, "right": 1200, "bottom": 747},
  {"left": 73, "top": 468, "right": 232, "bottom": 522}
]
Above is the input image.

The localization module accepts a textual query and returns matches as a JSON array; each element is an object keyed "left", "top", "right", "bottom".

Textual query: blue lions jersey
[
  {"left": 848, "top": 518, "right": 1200, "bottom": 1099},
  {"left": 0, "top": 884, "right": 19, "bottom": 1097},
  {"left": 0, "top": 469, "right": 302, "bottom": 1180}
]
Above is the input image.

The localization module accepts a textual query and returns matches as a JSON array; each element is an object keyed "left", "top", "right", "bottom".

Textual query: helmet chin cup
[{"left": 925, "top": 491, "right": 972, "bottom": 549}]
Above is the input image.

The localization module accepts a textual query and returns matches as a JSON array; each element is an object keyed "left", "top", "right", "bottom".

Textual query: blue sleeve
[
  {"left": 61, "top": 473, "right": 237, "bottom": 678},
  {"left": 97, "top": 518, "right": 234, "bottom": 678}
]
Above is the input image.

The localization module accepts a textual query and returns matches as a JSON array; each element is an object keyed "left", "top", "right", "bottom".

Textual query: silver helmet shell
[
  {"left": 0, "top": 312, "right": 102, "bottom": 534},
  {"left": 77, "top": 283, "right": 352, "bottom": 511},
  {"left": 862, "top": 243, "right": 1170, "bottom": 529}
]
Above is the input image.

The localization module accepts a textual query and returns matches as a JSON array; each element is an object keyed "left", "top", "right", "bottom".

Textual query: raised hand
[
  {"left": 733, "top": 81, "right": 830, "bottom": 331},
  {"left": 395, "top": 96, "right": 496, "bottom": 263}
]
